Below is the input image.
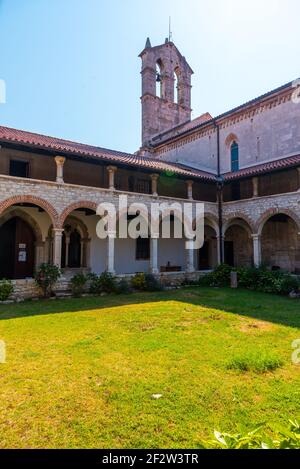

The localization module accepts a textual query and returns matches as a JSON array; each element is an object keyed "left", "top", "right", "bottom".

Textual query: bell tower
[{"left": 140, "top": 38, "right": 193, "bottom": 147}]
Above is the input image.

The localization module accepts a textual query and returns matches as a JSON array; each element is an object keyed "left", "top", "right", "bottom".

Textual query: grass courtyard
[{"left": 0, "top": 287, "right": 300, "bottom": 448}]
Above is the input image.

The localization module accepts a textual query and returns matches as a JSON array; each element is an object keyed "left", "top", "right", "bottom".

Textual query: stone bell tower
[{"left": 140, "top": 38, "right": 193, "bottom": 147}]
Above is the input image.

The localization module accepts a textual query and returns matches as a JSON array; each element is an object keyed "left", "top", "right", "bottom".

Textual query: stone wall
[
  {"left": 10, "top": 279, "right": 42, "bottom": 300},
  {"left": 222, "top": 191, "right": 300, "bottom": 234},
  {"left": 8, "top": 271, "right": 206, "bottom": 301},
  {"left": 153, "top": 86, "right": 300, "bottom": 175}
]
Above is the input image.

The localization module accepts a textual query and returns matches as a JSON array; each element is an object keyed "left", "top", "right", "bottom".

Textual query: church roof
[
  {"left": 0, "top": 125, "right": 216, "bottom": 182},
  {"left": 150, "top": 81, "right": 294, "bottom": 147}
]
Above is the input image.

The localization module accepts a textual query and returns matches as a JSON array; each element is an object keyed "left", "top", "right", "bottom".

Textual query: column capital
[
  {"left": 151, "top": 173, "right": 159, "bottom": 197},
  {"left": 54, "top": 156, "right": 66, "bottom": 184},
  {"left": 186, "top": 180, "right": 194, "bottom": 200},
  {"left": 107, "top": 165, "right": 118, "bottom": 173},
  {"left": 251, "top": 233, "right": 261, "bottom": 240},
  {"left": 54, "top": 156, "right": 66, "bottom": 165},
  {"left": 52, "top": 228, "right": 64, "bottom": 235},
  {"left": 107, "top": 166, "right": 117, "bottom": 190}
]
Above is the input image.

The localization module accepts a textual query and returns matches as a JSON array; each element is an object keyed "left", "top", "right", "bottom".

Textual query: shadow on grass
[{"left": 0, "top": 287, "right": 299, "bottom": 329}]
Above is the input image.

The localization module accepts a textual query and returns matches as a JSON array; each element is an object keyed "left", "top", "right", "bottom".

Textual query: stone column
[
  {"left": 55, "top": 156, "right": 66, "bottom": 184},
  {"left": 252, "top": 234, "right": 262, "bottom": 267},
  {"left": 297, "top": 168, "right": 300, "bottom": 191},
  {"left": 252, "top": 177, "right": 259, "bottom": 197},
  {"left": 80, "top": 240, "right": 84, "bottom": 267},
  {"left": 150, "top": 237, "right": 159, "bottom": 274},
  {"left": 107, "top": 232, "right": 115, "bottom": 274},
  {"left": 85, "top": 239, "right": 91, "bottom": 269},
  {"left": 65, "top": 236, "right": 70, "bottom": 268},
  {"left": 35, "top": 242, "right": 45, "bottom": 270},
  {"left": 186, "top": 240, "right": 195, "bottom": 273},
  {"left": 107, "top": 166, "right": 117, "bottom": 191},
  {"left": 52, "top": 229, "right": 64, "bottom": 268},
  {"left": 186, "top": 180, "right": 194, "bottom": 200},
  {"left": 216, "top": 235, "right": 224, "bottom": 265},
  {"left": 151, "top": 174, "right": 159, "bottom": 197},
  {"left": 44, "top": 238, "right": 51, "bottom": 264}
]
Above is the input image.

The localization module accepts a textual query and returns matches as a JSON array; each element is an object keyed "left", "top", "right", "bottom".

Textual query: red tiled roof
[
  {"left": 0, "top": 126, "right": 299, "bottom": 184},
  {"left": 223, "top": 154, "right": 300, "bottom": 181},
  {"left": 0, "top": 126, "right": 215, "bottom": 181}
]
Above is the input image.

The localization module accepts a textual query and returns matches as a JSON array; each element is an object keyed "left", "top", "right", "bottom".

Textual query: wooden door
[
  {"left": 0, "top": 217, "right": 35, "bottom": 279},
  {"left": 0, "top": 218, "right": 16, "bottom": 279},
  {"left": 14, "top": 217, "right": 35, "bottom": 279}
]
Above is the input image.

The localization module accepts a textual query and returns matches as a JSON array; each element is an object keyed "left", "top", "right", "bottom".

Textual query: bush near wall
[
  {"left": 199, "top": 264, "right": 300, "bottom": 296},
  {"left": 0, "top": 279, "right": 13, "bottom": 302},
  {"left": 131, "top": 273, "right": 163, "bottom": 292},
  {"left": 88, "top": 272, "right": 117, "bottom": 295}
]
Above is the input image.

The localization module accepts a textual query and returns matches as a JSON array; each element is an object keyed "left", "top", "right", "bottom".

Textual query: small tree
[{"left": 35, "top": 263, "right": 61, "bottom": 298}]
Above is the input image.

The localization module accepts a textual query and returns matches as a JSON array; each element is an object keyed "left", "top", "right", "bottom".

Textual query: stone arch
[
  {"left": 225, "top": 133, "right": 239, "bottom": 148},
  {"left": 255, "top": 208, "right": 300, "bottom": 235},
  {"left": 0, "top": 209, "right": 43, "bottom": 243},
  {"left": 63, "top": 215, "right": 90, "bottom": 240},
  {"left": 223, "top": 216, "right": 254, "bottom": 268},
  {"left": 58, "top": 201, "right": 98, "bottom": 228},
  {"left": 0, "top": 195, "right": 58, "bottom": 227},
  {"left": 223, "top": 213, "right": 255, "bottom": 236},
  {"left": 203, "top": 212, "right": 219, "bottom": 234}
]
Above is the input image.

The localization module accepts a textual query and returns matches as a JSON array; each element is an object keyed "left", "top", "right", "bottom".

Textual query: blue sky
[{"left": 0, "top": 0, "right": 299, "bottom": 153}]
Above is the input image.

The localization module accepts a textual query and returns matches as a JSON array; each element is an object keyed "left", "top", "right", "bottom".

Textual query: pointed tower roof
[{"left": 145, "top": 37, "right": 152, "bottom": 49}]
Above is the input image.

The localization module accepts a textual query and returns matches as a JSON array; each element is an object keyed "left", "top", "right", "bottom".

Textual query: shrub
[
  {"left": 199, "top": 264, "right": 232, "bottom": 287},
  {"left": 131, "top": 273, "right": 147, "bottom": 291},
  {"left": 144, "top": 274, "right": 163, "bottom": 292},
  {"left": 276, "top": 274, "right": 299, "bottom": 296},
  {"left": 227, "top": 351, "right": 283, "bottom": 374},
  {"left": 70, "top": 273, "right": 87, "bottom": 297},
  {"left": 88, "top": 272, "right": 117, "bottom": 294},
  {"left": 200, "top": 420, "right": 300, "bottom": 449},
  {"left": 88, "top": 273, "right": 102, "bottom": 295},
  {"left": 35, "top": 263, "right": 61, "bottom": 298},
  {"left": 115, "top": 278, "right": 131, "bottom": 295},
  {"left": 200, "top": 264, "right": 300, "bottom": 296},
  {"left": 0, "top": 279, "right": 13, "bottom": 301},
  {"left": 236, "top": 267, "right": 261, "bottom": 290},
  {"left": 98, "top": 272, "right": 117, "bottom": 293},
  {"left": 237, "top": 266, "right": 299, "bottom": 295}
]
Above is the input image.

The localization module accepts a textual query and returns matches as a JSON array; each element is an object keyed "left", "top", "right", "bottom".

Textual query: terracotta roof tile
[
  {"left": 223, "top": 155, "right": 300, "bottom": 181},
  {"left": 1, "top": 126, "right": 298, "bottom": 185},
  {"left": 0, "top": 126, "right": 215, "bottom": 181}
]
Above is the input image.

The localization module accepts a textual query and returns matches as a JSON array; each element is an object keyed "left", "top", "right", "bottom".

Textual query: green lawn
[{"left": 0, "top": 287, "right": 300, "bottom": 449}]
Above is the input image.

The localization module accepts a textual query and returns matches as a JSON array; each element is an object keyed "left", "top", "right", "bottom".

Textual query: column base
[{"left": 150, "top": 269, "right": 159, "bottom": 275}]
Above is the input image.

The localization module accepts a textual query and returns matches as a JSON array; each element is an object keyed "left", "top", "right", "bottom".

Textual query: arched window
[
  {"left": 156, "top": 61, "right": 163, "bottom": 98},
  {"left": 174, "top": 69, "right": 179, "bottom": 104},
  {"left": 231, "top": 141, "right": 239, "bottom": 172}
]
